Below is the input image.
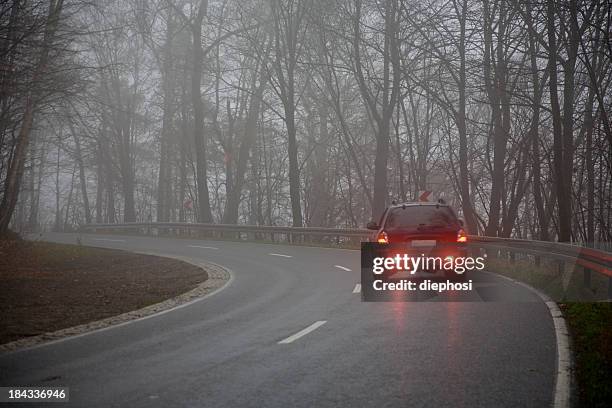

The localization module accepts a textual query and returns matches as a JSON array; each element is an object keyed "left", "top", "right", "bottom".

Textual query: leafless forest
[{"left": 0, "top": 0, "right": 611, "bottom": 243}]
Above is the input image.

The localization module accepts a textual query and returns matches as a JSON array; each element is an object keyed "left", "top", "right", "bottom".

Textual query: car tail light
[
  {"left": 377, "top": 231, "right": 389, "bottom": 244},
  {"left": 457, "top": 229, "right": 467, "bottom": 243}
]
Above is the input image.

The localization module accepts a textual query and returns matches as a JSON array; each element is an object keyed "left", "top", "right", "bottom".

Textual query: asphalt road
[{"left": 0, "top": 233, "right": 557, "bottom": 407}]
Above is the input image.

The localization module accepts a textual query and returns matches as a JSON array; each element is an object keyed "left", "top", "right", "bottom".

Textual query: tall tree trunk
[
  {"left": 585, "top": 98, "right": 596, "bottom": 245},
  {"left": 558, "top": 0, "right": 578, "bottom": 241},
  {"left": 455, "top": 0, "right": 477, "bottom": 234},
  {"left": 26, "top": 131, "right": 41, "bottom": 231},
  {"left": 271, "top": 0, "right": 306, "bottom": 227},
  {"left": 546, "top": 0, "right": 567, "bottom": 241},
  {"left": 309, "top": 99, "right": 330, "bottom": 226},
  {"left": 69, "top": 122, "right": 91, "bottom": 224},
  {"left": 223, "top": 53, "right": 267, "bottom": 224},
  {"left": 54, "top": 144, "right": 62, "bottom": 231},
  {"left": 191, "top": 2, "right": 213, "bottom": 223},
  {"left": 353, "top": 0, "right": 400, "bottom": 220},
  {"left": 524, "top": 0, "right": 549, "bottom": 240},
  {"left": 393, "top": 103, "right": 406, "bottom": 202},
  {"left": 157, "top": 13, "right": 175, "bottom": 222},
  {"left": 546, "top": 0, "right": 578, "bottom": 242},
  {"left": 119, "top": 108, "right": 136, "bottom": 222},
  {"left": 102, "top": 134, "right": 116, "bottom": 223},
  {"left": 95, "top": 139, "right": 104, "bottom": 224},
  {"left": 63, "top": 164, "right": 76, "bottom": 230},
  {"left": 178, "top": 87, "right": 189, "bottom": 222},
  {"left": 483, "top": 0, "right": 509, "bottom": 237},
  {"left": 285, "top": 98, "right": 302, "bottom": 227}
]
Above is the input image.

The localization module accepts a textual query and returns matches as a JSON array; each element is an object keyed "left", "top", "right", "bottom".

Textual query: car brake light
[
  {"left": 457, "top": 229, "right": 467, "bottom": 243},
  {"left": 377, "top": 231, "right": 389, "bottom": 244}
]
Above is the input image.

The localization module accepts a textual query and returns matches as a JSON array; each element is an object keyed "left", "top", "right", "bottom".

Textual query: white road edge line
[
  {"left": 269, "top": 253, "right": 292, "bottom": 258},
  {"left": 278, "top": 321, "right": 327, "bottom": 344},
  {"left": 334, "top": 265, "right": 352, "bottom": 271},
  {"left": 352, "top": 283, "right": 361, "bottom": 294},
  {"left": 92, "top": 238, "right": 126, "bottom": 242},
  {"left": 188, "top": 245, "right": 219, "bottom": 250},
  {"left": 481, "top": 271, "right": 570, "bottom": 408},
  {"left": 546, "top": 300, "right": 571, "bottom": 408}
]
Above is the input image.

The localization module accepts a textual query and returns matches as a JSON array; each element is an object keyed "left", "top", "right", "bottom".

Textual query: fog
[{"left": 1, "top": 0, "right": 611, "bottom": 243}]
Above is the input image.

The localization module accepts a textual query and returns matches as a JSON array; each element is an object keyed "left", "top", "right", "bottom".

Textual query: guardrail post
[
  {"left": 583, "top": 267, "right": 591, "bottom": 290},
  {"left": 557, "top": 260, "right": 564, "bottom": 276}
]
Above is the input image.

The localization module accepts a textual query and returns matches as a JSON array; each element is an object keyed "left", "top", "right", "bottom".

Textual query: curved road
[{"left": 0, "top": 233, "right": 557, "bottom": 407}]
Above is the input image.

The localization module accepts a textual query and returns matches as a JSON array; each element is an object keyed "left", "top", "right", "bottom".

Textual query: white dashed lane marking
[
  {"left": 352, "top": 284, "right": 361, "bottom": 294},
  {"left": 188, "top": 245, "right": 219, "bottom": 250},
  {"left": 269, "top": 253, "right": 293, "bottom": 258},
  {"left": 278, "top": 321, "right": 327, "bottom": 344},
  {"left": 334, "top": 265, "right": 352, "bottom": 271}
]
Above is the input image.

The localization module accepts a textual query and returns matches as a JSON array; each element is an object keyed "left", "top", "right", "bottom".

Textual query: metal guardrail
[
  {"left": 80, "top": 222, "right": 612, "bottom": 298},
  {"left": 469, "top": 236, "right": 612, "bottom": 299},
  {"left": 80, "top": 222, "right": 371, "bottom": 238},
  {"left": 469, "top": 236, "right": 612, "bottom": 277}
]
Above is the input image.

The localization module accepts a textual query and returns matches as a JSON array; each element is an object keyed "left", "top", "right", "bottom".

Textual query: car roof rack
[{"left": 388, "top": 199, "right": 449, "bottom": 208}]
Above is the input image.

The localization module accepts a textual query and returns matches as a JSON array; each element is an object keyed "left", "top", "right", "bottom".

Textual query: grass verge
[
  {"left": 560, "top": 303, "right": 612, "bottom": 408},
  {"left": 485, "top": 256, "right": 611, "bottom": 406}
]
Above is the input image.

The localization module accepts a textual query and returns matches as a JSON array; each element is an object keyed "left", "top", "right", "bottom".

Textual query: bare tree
[{"left": 0, "top": 0, "right": 65, "bottom": 234}]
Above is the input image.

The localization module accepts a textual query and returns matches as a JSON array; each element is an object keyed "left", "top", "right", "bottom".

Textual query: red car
[{"left": 366, "top": 201, "right": 469, "bottom": 279}]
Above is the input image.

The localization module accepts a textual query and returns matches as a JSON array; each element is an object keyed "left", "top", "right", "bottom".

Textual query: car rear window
[{"left": 383, "top": 206, "right": 458, "bottom": 230}]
